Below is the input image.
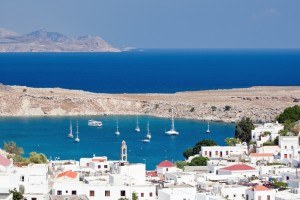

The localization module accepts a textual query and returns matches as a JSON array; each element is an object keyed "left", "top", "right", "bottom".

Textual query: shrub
[
  {"left": 234, "top": 117, "right": 254, "bottom": 143},
  {"left": 189, "top": 156, "right": 209, "bottom": 166}
]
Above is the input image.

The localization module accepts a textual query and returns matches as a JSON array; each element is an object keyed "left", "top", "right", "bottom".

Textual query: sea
[{"left": 0, "top": 49, "right": 300, "bottom": 169}]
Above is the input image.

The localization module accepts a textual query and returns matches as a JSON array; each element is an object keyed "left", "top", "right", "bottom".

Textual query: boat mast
[
  {"left": 76, "top": 121, "right": 79, "bottom": 138},
  {"left": 171, "top": 109, "right": 175, "bottom": 130},
  {"left": 70, "top": 120, "right": 73, "bottom": 134}
]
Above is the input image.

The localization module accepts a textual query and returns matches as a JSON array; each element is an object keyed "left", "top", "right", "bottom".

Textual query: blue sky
[{"left": 0, "top": 0, "right": 299, "bottom": 48}]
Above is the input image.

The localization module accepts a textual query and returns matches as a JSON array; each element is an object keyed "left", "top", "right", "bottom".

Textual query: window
[
  {"left": 31, "top": 198, "right": 37, "bottom": 200},
  {"left": 90, "top": 190, "right": 95, "bottom": 197},
  {"left": 205, "top": 151, "right": 207, "bottom": 156},
  {"left": 72, "top": 191, "right": 77, "bottom": 195},
  {"left": 104, "top": 165, "right": 108, "bottom": 168},
  {"left": 149, "top": 192, "right": 153, "bottom": 197},
  {"left": 141, "top": 193, "right": 144, "bottom": 197},
  {"left": 258, "top": 196, "right": 261, "bottom": 200},
  {"left": 285, "top": 146, "right": 287, "bottom": 149},
  {"left": 21, "top": 176, "right": 25, "bottom": 182},
  {"left": 66, "top": 191, "right": 68, "bottom": 194},
  {"left": 267, "top": 195, "right": 271, "bottom": 200},
  {"left": 105, "top": 190, "right": 110, "bottom": 197},
  {"left": 215, "top": 151, "right": 218, "bottom": 155},
  {"left": 87, "top": 163, "right": 89, "bottom": 167},
  {"left": 226, "top": 151, "right": 229, "bottom": 156},
  {"left": 284, "top": 154, "right": 287, "bottom": 158},
  {"left": 98, "top": 165, "right": 101, "bottom": 169},
  {"left": 233, "top": 194, "right": 236, "bottom": 197},
  {"left": 291, "top": 146, "right": 294, "bottom": 149},
  {"left": 246, "top": 194, "right": 249, "bottom": 200},
  {"left": 57, "top": 191, "right": 62, "bottom": 195},
  {"left": 120, "top": 190, "right": 126, "bottom": 196},
  {"left": 166, "top": 168, "right": 169, "bottom": 171}
]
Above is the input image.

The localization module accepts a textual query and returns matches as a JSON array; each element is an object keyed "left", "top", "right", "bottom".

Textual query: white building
[
  {"left": 156, "top": 160, "right": 179, "bottom": 175},
  {"left": 201, "top": 144, "right": 248, "bottom": 159},
  {"left": 279, "top": 136, "right": 299, "bottom": 164},
  {"left": 217, "top": 164, "right": 259, "bottom": 177},
  {"left": 250, "top": 153, "right": 274, "bottom": 164},
  {"left": 164, "top": 172, "right": 196, "bottom": 186},
  {"left": 251, "top": 122, "right": 284, "bottom": 143},
  {"left": 158, "top": 187, "right": 196, "bottom": 200},
  {"left": 246, "top": 185, "right": 275, "bottom": 200}
]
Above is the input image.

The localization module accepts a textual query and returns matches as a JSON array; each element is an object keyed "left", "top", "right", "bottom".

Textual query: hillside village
[{"left": 1, "top": 106, "right": 300, "bottom": 200}]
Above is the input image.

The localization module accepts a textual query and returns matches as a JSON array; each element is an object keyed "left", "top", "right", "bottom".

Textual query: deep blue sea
[
  {"left": 0, "top": 49, "right": 299, "bottom": 169},
  {"left": 0, "top": 49, "right": 300, "bottom": 93}
]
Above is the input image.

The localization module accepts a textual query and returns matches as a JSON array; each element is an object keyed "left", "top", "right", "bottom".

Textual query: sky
[{"left": 0, "top": 0, "right": 300, "bottom": 49}]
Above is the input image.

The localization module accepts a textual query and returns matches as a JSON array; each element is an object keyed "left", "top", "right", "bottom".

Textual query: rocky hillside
[
  {"left": 0, "top": 28, "right": 120, "bottom": 52},
  {"left": 0, "top": 85, "right": 300, "bottom": 123}
]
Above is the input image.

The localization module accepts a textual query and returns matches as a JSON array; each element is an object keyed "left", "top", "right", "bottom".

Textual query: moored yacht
[
  {"left": 88, "top": 119, "right": 102, "bottom": 127},
  {"left": 135, "top": 116, "right": 141, "bottom": 132},
  {"left": 206, "top": 121, "right": 211, "bottom": 133},
  {"left": 68, "top": 120, "right": 74, "bottom": 138},
  {"left": 74, "top": 121, "right": 80, "bottom": 143},
  {"left": 115, "top": 119, "right": 120, "bottom": 135},
  {"left": 165, "top": 109, "right": 179, "bottom": 135}
]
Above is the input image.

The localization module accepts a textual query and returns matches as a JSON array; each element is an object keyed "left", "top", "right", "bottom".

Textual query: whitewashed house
[
  {"left": 156, "top": 160, "right": 179, "bottom": 175},
  {"left": 251, "top": 122, "right": 283, "bottom": 143},
  {"left": 217, "top": 164, "right": 259, "bottom": 177},
  {"left": 279, "top": 136, "right": 299, "bottom": 164},
  {"left": 249, "top": 153, "right": 274, "bottom": 164},
  {"left": 246, "top": 185, "right": 275, "bottom": 200},
  {"left": 201, "top": 144, "right": 248, "bottom": 159}
]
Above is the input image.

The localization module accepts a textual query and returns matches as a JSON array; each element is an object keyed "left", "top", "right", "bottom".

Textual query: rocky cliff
[{"left": 0, "top": 85, "right": 299, "bottom": 123}]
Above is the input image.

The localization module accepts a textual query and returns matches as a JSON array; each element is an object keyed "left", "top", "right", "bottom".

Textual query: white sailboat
[
  {"left": 74, "top": 121, "right": 80, "bottom": 142},
  {"left": 165, "top": 109, "right": 179, "bottom": 135},
  {"left": 146, "top": 121, "right": 151, "bottom": 139},
  {"left": 135, "top": 116, "right": 141, "bottom": 132},
  {"left": 68, "top": 120, "right": 74, "bottom": 138},
  {"left": 115, "top": 119, "right": 120, "bottom": 135},
  {"left": 206, "top": 121, "right": 211, "bottom": 133}
]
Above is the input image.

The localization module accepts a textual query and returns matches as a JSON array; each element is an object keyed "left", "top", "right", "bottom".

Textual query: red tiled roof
[
  {"left": 221, "top": 164, "right": 256, "bottom": 171},
  {"left": 92, "top": 158, "right": 106, "bottom": 162},
  {"left": 250, "top": 153, "right": 273, "bottom": 157},
  {"left": 157, "top": 160, "right": 174, "bottom": 168},
  {"left": 248, "top": 185, "right": 270, "bottom": 191},
  {"left": 0, "top": 155, "right": 12, "bottom": 167},
  {"left": 57, "top": 170, "right": 78, "bottom": 179},
  {"left": 146, "top": 171, "right": 158, "bottom": 177}
]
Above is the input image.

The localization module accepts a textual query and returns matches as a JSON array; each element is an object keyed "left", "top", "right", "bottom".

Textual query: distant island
[{"left": 0, "top": 28, "right": 120, "bottom": 52}]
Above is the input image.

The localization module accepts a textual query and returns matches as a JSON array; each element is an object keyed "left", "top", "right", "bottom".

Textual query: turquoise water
[{"left": 0, "top": 116, "right": 234, "bottom": 169}]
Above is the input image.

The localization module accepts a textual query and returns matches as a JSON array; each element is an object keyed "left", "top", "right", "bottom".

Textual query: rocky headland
[{"left": 0, "top": 85, "right": 300, "bottom": 123}]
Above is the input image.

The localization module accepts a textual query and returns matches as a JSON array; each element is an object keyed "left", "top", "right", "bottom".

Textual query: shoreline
[{"left": 0, "top": 85, "right": 300, "bottom": 123}]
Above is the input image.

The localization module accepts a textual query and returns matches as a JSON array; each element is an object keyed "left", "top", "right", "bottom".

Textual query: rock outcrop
[{"left": 0, "top": 86, "right": 299, "bottom": 123}]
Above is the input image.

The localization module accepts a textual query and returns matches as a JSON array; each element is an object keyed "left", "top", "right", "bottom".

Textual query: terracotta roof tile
[
  {"left": 248, "top": 185, "right": 270, "bottom": 191},
  {"left": 221, "top": 164, "right": 256, "bottom": 171},
  {"left": 157, "top": 160, "right": 174, "bottom": 168},
  {"left": 57, "top": 170, "right": 78, "bottom": 179}
]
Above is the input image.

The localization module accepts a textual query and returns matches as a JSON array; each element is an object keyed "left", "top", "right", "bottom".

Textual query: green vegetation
[
  {"left": 234, "top": 117, "right": 254, "bottom": 143},
  {"left": 225, "top": 137, "right": 241, "bottom": 146},
  {"left": 211, "top": 106, "right": 217, "bottom": 111},
  {"left": 277, "top": 105, "right": 300, "bottom": 124},
  {"left": 9, "top": 189, "right": 23, "bottom": 200},
  {"left": 4, "top": 141, "right": 24, "bottom": 155},
  {"left": 183, "top": 139, "right": 217, "bottom": 159},
  {"left": 189, "top": 156, "right": 209, "bottom": 166},
  {"left": 224, "top": 105, "right": 231, "bottom": 111},
  {"left": 270, "top": 179, "right": 288, "bottom": 190},
  {"left": 263, "top": 131, "right": 271, "bottom": 136},
  {"left": 175, "top": 161, "right": 188, "bottom": 169},
  {"left": 190, "top": 107, "right": 195, "bottom": 112},
  {"left": 3, "top": 141, "right": 47, "bottom": 165},
  {"left": 132, "top": 192, "right": 138, "bottom": 200},
  {"left": 262, "top": 141, "right": 276, "bottom": 146},
  {"left": 267, "top": 162, "right": 286, "bottom": 166}
]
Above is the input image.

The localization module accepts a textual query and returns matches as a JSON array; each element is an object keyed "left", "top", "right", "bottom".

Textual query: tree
[
  {"left": 29, "top": 152, "right": 47, "bottom": 164},
  {"left": 132, "top": 192, "right": 138, "bottom": 200},
  {"left": 189, "top": 156, "right": 209, "bottom": 166},
  {"left": 225, "top": 137, "right": 241, "bottom": 146},
  {"left": 3, "top": 141, "right": 24, "bottom": 155},
  {"left": 9, "top": 189, "right": 23, "bottom": 200},
  {"left": 277, "top": 105, "right": 300, "bottom": 123},
  {"left": 175, "top": 161, "right": 188, "bottom": 169},
  {"left": 183, "top": 148, "right": 194, "bottom": 159},
  {"left": 234, "top": 117, "right": 254, "bottom": 143},
  {"left": 183, "top": 139, "right": 217, "bottom": 159},
  {"left": 224, "top": 105, "right": 231, "bottom": 111},
  {"left": 192, "top": 139, "right": 217, "bottom": 155}
]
